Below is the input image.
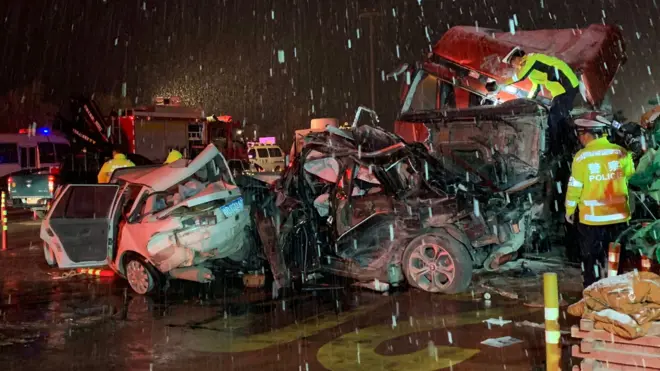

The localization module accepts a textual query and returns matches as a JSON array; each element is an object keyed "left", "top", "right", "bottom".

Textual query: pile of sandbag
[{"left": 568, "top": 271, "right": 660, "bottom": 339}]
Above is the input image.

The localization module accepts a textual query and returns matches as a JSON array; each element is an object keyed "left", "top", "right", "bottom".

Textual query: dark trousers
[
  {"left": 577, "top": 222, "right": 625, "bottom": 288},
  {"left": 548, "top": 87, "right": 579, "bottom": 155}
]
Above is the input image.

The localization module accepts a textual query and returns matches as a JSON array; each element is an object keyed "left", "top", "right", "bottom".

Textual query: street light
[{"left": 359, "top": 9, "right": 383, "bottom": 111}]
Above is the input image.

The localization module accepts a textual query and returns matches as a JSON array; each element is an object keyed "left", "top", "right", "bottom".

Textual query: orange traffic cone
[{"left": 607, "top": 243, "right": 621, "bottom": 278}]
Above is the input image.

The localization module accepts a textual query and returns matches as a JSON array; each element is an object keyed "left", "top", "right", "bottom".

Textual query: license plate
[
  {"left": 24, "top": 197, "right": 41, "bottom": 204},
  {"left": 221, "top": 198, "right": 244, "bottom": 218}
]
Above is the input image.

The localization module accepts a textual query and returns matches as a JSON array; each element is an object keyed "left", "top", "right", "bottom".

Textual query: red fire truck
[{"left": 115, "top": 97, "right": 246, "bottom": 162}]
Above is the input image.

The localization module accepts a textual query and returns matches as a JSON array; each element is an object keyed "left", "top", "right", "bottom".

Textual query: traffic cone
[
  {"left": 641, "top": 255, "right": 652, "bottom": 272},
  {"left": 607, "top": 243, "right": 621, "bottom": 278}
]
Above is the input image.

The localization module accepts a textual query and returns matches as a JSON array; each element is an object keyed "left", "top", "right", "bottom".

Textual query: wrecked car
[
  {"left": 40, "top": 144, "right": 256, "bottom": 295},
  {"left": 250, "top": 116, "right": 543, "bottom": 294}
]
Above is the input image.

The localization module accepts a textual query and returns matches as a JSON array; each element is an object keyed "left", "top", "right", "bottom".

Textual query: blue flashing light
[{"left": 38, "top": 128, "right": 50, "bottom": 135}]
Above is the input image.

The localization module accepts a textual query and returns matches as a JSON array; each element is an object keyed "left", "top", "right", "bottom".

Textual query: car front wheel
[
  {"left": 125, "top": 256, "right": 159, "bottom": 295},
  {"left": 402, "top": 233, "right": 473, "bottom": 294}
]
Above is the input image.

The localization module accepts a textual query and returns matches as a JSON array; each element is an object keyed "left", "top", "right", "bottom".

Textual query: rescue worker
[
  {"left": 164, "top": 148, "right": 183, "bottom": 164},
  {"left": 564, "top": 114, "right": 635, "bottom": 288},
  {"left": 97, "top": 147, "right": 135, "bottom": 183},
  {"left": 486, "top": 47, "right": 580, "bottom": 155}
]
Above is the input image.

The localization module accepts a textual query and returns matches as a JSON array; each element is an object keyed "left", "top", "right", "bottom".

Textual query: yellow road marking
[
  {"left": 182, "top": 301, "right": 385, "bottom": 353},
  {"left": 317, "top": 305, "right": 539, "bottom": 371}
]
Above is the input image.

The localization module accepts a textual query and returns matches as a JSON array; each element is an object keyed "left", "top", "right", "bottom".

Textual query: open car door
[{"left": 40, "top": 184, "right": 121, "bottom": 268}]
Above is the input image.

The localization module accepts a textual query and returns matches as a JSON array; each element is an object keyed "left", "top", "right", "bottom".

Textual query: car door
[{"left": 41, "top": 184, "right": 121, "bottom": 268}]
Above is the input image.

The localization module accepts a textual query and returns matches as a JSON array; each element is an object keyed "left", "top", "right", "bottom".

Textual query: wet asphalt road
[{"left": 0, "top": 214, "right": 582, "bottom": 371}]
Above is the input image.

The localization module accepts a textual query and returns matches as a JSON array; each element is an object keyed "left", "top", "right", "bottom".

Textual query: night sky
[{"left": 1, "top": 0, "right": 659, "bottom": 140}]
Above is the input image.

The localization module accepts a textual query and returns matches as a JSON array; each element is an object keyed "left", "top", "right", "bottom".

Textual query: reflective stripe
[
  {"left": 608, "top": 269, "right": 618, "bottom": 277},
  {"left": 568, "top": 177, "right": 583, "bottom": 188},
  {"left": 544, "top": 308, "right": 559, "bottom": 321},
  {"left": 584, "top": 213, "right": 627, "bottom": 223},
  {"left": 608, "top": 252, "right": 618, "bottom": 263},
  {"left": 565, "top": 200, "right": 577, "bottom": 207},
  {"left": 575, "top": 149, "right": 624, "bottom": 163},
  {"left": 545, "top": 330, "right": 561, "bottom": 344},
  {"left": 582, "top": 197, "right": 627, "bottom": 206}
]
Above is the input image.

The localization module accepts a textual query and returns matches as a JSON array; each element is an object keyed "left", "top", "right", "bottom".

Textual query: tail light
[
  {"left": 48, "top": 176, "right": 55, "bottom": 194},
  {"left": 7, "top": 177, "right": 12, "bottom": 190}
]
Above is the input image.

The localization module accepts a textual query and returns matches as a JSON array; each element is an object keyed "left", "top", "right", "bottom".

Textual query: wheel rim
[
  {"left": 407, "top": 240, "right": 456, "bottom": 292},
  {"left": 126, "top": 260, "right": 152, "bottom": 294}
]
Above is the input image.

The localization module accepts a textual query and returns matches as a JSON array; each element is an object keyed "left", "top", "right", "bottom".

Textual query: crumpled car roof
[{"left": 118, "top": 144, "right": 228, "bottom": 191}]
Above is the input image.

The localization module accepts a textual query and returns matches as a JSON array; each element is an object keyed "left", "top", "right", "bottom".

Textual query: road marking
[
  {"left": 180, "top": 301, "right": 385, "bottom": 353},
  {"left": 317, "top": 305, "right": 538, "bottom": 371}
]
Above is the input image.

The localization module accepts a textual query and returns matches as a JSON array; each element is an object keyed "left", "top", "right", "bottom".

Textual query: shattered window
[{"left": 406, "top": 73, "right": 438, "bottom": 112}]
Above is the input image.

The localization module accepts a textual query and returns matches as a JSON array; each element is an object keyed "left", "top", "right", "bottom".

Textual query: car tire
[
  {"left": 402, "top": 233, "right": 473, "bottom": 294},
  {"left": 124, "top": 255, "right": 160, "bottom": 295},
  {"left": 274, "top": 166, "right": 281, "bottom": 172},
  {"left": 43, "top": 243, "right": 57, "bottom": 268}
]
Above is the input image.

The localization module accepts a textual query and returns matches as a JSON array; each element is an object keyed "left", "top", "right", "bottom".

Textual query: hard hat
[
  {"left": 574, "top": 112, "right": 611, "bottom": 130},
  {"left": 165, "top": 149, "right": 183, "bottom": 164},
  {"left": 502, "top": 46, "right": 524, "bottom": 64}
]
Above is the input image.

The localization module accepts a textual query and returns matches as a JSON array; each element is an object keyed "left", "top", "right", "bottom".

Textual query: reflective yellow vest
[
  {"left": 97, "top": 154, "right": 136, "bottom": 183},
  {"left": 565, "top": 137, "right": 635, "bottom": 226},
  {"left": 504, "top": 53, "right": 580, "bottom": 99}
]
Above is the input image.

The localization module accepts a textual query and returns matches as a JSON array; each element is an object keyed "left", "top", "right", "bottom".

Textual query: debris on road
[{"left": 480, "top": 336, "right": 523, "bottom": 348}]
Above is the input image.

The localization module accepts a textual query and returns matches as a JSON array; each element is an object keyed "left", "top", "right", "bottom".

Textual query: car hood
[
  {"left": 153, "top": 180, "right": 241, "bottom": 219},
  {"left": 117, "top": 144, "right": 233, "bottom": 192}
]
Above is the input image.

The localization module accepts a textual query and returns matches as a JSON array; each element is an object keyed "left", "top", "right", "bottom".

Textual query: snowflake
[
  {"left": 607, "top": 161, "right": 620, "bottom": 172},
  {"left": 588, "top": 163, "right": 601, "bottom": 175}
]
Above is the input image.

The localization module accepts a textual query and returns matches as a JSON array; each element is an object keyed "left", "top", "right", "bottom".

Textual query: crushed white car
[{"left": 40, "top": 144, "right": 255, "bottom": 294}]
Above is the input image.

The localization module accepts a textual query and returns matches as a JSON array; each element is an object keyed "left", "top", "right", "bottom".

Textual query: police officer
[
  {"left": 487, "top": 47, "right": 580, "bottom": 155},
  {"left": 564, "top": 114, "right": 635, "bottom": 287},
  {"left": 97, "top": 147, "right": 136, "bottom": 183},
  {"left": 164, "top": 148, "right": 183, "bottom": 164}
]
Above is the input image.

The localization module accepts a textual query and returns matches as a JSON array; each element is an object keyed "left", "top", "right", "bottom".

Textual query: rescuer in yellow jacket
[
  {"left": 564, "top": 114, "right": 634, "bottom": 288},
  {"left": 97, "top": 148, "right": 136, "bottom": 183},
  {"left": 164, "top": 149, "right": 183, "bottom": 164},
  {"left": 487, "top": 47, "right": 580, "bottom": 155}
]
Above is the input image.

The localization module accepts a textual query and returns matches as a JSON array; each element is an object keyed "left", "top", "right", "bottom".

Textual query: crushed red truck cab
[{"left": 395, "top": 24, "right": 626, "bottom": 143}]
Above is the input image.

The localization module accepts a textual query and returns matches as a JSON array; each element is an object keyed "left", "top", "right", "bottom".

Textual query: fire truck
[
  {"left": 112, "top": 97, "right": 245, "bottom": 162},
  {"left": 394, "top": 24, "right": 626, "bottom": 142}
]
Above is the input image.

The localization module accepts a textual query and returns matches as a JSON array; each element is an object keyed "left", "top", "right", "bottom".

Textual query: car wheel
[
  {"left": 402, "top": 233, "right": 473, "bottom": 294},
  {"left": 125, "top": 256, "right": 159, "bottom": 295},
  {"left": 43, "top": 243, "right": 57, "bottom": 267},
  {"left": 274, "top": 166, "right": 281, "bottom": 172}
]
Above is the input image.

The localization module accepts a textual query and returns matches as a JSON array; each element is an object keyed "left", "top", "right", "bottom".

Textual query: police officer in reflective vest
[
  {"left": 487, "top": 47, "right": 580, "bottom": 155},
  {"left": 564, "top": 114, "right": 635, "bottom": 287},
  {"left": 97, "top": 147, "right": 136, "bottom": 183}
]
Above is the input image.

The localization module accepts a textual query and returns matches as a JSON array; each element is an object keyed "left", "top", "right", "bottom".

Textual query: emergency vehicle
[
  {"left": 394, "top": 24, "right": 626, "bottom": 143},
  {"left": 247, "top": 140, "right": 285, "bottom": 172}
]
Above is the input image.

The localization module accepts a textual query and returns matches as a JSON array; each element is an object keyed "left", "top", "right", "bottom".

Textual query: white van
[
  {"left": 247, "top": 144, "right": 285, "bottom": 172},
  {"left": 0, "top": 132, "right": 70, "bottom": 178}
]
